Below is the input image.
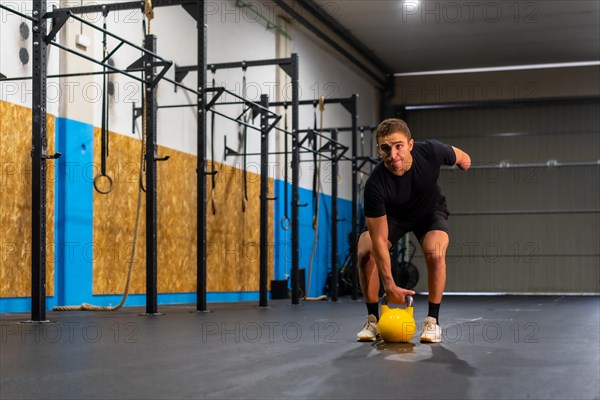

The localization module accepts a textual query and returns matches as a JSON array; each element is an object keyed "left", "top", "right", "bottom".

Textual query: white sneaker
[
  {"left": 356, "top": 314, "right": 379, "bottom": 342},
  {"left": 420, "top": 316, "right": 442, "bottom": 343}
]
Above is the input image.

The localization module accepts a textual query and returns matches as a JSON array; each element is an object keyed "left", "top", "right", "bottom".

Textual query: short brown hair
[{"left": 376, "top": 118, "right": 411, "bottom": 141}]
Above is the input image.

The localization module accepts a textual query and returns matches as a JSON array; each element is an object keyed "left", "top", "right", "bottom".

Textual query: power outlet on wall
[{"left": 75, "top": 34, "right": 91, "bottom": 51}]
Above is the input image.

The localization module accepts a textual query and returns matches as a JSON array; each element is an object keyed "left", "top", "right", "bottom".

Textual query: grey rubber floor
[{"left": 1, "top": 295, "right": 599, "bottom": 400}]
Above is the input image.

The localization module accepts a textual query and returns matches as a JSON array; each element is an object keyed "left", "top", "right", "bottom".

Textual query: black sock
[
  {"left": 428, "top": 302, "right": 441, "bottom": 324},
  {"left": 366, "top": 302, "right": 379, "bottom": 320}
]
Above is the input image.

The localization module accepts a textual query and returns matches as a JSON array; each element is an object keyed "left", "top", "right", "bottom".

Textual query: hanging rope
[
  {"left": 54, "top": 77, "right": 146, "bottom": 312},
  {"left": 52, "top": 9, "right": 152, "bottom": 312},
  {"left": 304, "top": 96, "right": 326, "bottom": 301},
  {"left": 53, "top": 125, "right": 145, "bottom": 312},
  {"left": 144, "top": 0, "right": 154, "bottom": 33},
  {"left": 236, "top": 66, "right": 249, "bottom": 273}
]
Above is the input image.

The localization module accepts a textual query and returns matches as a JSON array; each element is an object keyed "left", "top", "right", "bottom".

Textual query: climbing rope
[
  {"left": 52, "top": 5, "right": 154, "bottom": 312},
  {"left": 144, "top": 0, "right": 154, "bottom": 33},
  {"left": 304, "top": 96, "right": 326, "bottom": 301}
]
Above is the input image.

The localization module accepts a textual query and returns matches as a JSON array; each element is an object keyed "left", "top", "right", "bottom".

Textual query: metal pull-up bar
[
  {"left": 44, "top": 11, "right": 173, "bottom": 88},
  {"left": 44, "top": 0, "right": 197, "bottom": 18},
  {"left": 174, "top": 56, "right": 297, "bottom": 88}
]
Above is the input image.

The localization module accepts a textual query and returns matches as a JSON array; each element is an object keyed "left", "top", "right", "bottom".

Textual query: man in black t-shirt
[{"left": 356, "top": 118, "right": 471, "bottom": 343}]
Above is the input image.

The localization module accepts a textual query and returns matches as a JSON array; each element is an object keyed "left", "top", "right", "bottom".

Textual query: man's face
[{"left": 377, "top": 132, "right": 414, "bottom": 174}]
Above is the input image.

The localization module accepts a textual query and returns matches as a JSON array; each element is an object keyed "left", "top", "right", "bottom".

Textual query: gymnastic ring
[
  {"left": 280, "top": 216, "right": 291, "bottom": 231},
  {"left": 93, "top": 173, "right": 113, "bottom": 194}
]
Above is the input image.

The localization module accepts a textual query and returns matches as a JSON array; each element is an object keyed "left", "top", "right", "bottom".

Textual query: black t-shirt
[{"left": 363, "top": 140, "right": 456, "bottom": 222}]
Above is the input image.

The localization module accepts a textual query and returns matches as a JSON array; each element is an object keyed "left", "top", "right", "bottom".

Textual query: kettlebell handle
[{"left": 381, "top": 294, "right": 414, "bottom": 307}]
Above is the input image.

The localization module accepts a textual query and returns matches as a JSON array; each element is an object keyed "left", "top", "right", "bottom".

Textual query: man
[{"left": 356, "top": 118, "right": 471, "bottom": 343}]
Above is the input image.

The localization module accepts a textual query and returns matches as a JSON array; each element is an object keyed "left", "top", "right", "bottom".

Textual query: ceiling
[{"left": 312, "top": 0, "right": 600, "bottom": 74}]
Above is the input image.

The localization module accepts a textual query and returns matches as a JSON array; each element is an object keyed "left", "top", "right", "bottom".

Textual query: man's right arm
[{"left": 366, "top": 216, "right": 415, "bottom": 304}]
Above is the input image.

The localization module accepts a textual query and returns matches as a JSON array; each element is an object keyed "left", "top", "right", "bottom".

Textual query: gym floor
[{"left": 1, "top": 295, "right": 599, "bottom": 400}]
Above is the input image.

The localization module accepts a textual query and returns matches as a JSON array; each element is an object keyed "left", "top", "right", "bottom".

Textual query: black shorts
[{"left": 362, "top": 199, "right": 450, "bottom": 247}]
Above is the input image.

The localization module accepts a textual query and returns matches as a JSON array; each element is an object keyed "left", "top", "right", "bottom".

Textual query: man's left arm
[{"left": 451, "top": 146, "right": 471, "bottom": 171}]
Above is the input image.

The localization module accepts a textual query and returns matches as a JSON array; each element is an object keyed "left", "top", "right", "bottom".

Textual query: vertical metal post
[
  {"left": 331, "top": 129, "right": 339, "bottom": 302},
  {"left": 144, "top": 34, "right": 158, "bottom": 315},
  {"left": 196, "top": 0, "right": 208, "bottom": 312},
  {"left": 350, "top": 94, "right": 359, "bottom": 300},
  {"left": 31, "top": 0, "right": 48, "bottom": 322},
  {"left": 290, "top": 54, "right": 300, "bottom": 305},
  {"left": 259, "top": 94, "right": 269, "bottom": 307}
]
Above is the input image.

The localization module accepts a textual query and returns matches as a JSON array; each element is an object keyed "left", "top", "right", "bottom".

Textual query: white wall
[
  {"left": 0, "top": 0, "right": 381, "bottom": 201},
  {"left": 204, "top": 0, "right": 278, "bottom": 176},
  {"left": 286, "top": 22, "right": 380, "bottom": 200},
  {"left": 0, "top": 0, "right": 60, "bottom": 116},
  {"left": 92, "top": 0, "right": 279, "bottom": 161}
]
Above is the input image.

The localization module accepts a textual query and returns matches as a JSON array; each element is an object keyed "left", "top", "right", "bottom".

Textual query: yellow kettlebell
[{"left": 378, "top": 294, "right": 416, "bottom": 343}]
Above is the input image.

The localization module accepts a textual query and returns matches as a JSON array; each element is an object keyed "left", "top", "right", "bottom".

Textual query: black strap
[
  {"left": 210, "top": 72, "right": 216, "bottom": 189},
  {"left": 210, "top": 71, "right": 217, "bottom": 215},
  {"left": 138, "top": 21, "right": 147, "bottom": 193},
  {"left": 100, "top": 11, "right": 108, "bottom": 176},
  {"left": 311, "top": 103, "right": 318, "bottom": 220},
  {"left": 241, "top": 67, "right": 248, "bottom": 211},
  {"left": 94, "top": 10, "right": 112, "bottom": 195},
  {"left": 281, "top": 106, "right": 290, "bottom": 230}
]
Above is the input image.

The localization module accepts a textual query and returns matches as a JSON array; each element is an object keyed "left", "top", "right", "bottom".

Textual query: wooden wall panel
[
  {"left": 93, "top": 130, "right": 273, "bottom": 295},
  {"left": 206, "top": 161, "right": 275, "bottom": 292},
  {"left": 157, "top": 146, "right": 197, "bottom": 293},
  {"left": 0, "top": 101, "right": 55, "bottom": 297},
  {"left": 92, "top": 128, "right": 147, "bottom": 294}
]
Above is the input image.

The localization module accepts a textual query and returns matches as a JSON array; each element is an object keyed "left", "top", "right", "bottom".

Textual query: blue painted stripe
[
  {"left": 55, "top": 118, "right": 94, "bottom": 307},
  {"left": 0, "top": 297, "right": 59, "bottom": 314},
  {"left": 88, "top": 291, "right": 265, "bottom": 306},
  {"left": 0, "top": 298, "right": 32, "bottom": 314},
  {"left": 0, "top": 292, "right": 265, "bottom": 313},
  {"left": 274, "top": 180, "right": 353, "bottom": 298}
]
